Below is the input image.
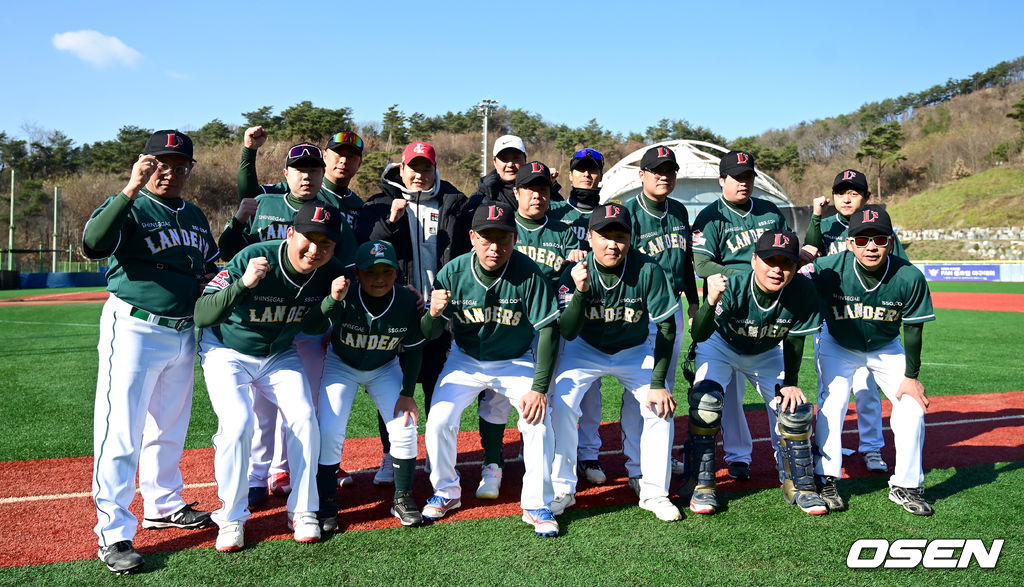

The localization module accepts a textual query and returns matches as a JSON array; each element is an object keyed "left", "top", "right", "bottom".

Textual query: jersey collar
[
  {"left": 357, "top": 284, "right": 395, "bottom": 321},
  {"left": 471, "top": 255, "right": 510, "bottom": 291},
  {"left": 277, "top": 240, "right": 319, "bottom": 289},
  {"left": 515, "top": 215, "right": 548, "bottom": 232},
  {"left": 749, "top": 272, "right": 781, "bottom": 312},
  {"left": 635, "top": 193, "right": 666, "bottom": 220},
  {"left": 719, "top": 195, "right": 752, "bottom": 219},
  {"left": 141, "top": 189, "right": 186, "bottom": 212},
  {"left": 589, "top": 252, "right": 626, "bottom": 291},
  {"left": 853, "top": 254, "right": 890, "bottom": 293}
]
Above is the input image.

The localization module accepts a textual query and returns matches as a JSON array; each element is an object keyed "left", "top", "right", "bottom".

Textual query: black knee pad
[
  {"left": 777, "top": 402, "right": 814, "bottom": 440},
  {"left": 688, "top": 380, "right": 724, "bottom": 435}
]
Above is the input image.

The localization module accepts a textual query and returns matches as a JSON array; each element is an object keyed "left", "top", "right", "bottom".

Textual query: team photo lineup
[{"left": 88, "top": 126, "right": 936, "bottom": 575}]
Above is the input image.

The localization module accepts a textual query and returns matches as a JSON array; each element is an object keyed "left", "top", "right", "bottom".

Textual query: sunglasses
[
  {"left": 572, "top": 148, "right": 604, "bottom": 161},
  {"left": 851, "top": 235, "right": 891, "bottom": 247},
  {"left": 155, "top": 162, "right": 190, "bottom": 176},
  {"left": 288, "top": 144, "right": 323, "bottom": 159},
  {"left": 328, "top": 132, "right": 364, "bottom": 150}
]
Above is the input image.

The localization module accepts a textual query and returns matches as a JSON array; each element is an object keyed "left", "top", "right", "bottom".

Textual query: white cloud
[
  {"left": 165, "top": 71, "right": 188, "bottom": 80},
  {"left": 52, "top": 30, "right": 143, "bottom": 68}
]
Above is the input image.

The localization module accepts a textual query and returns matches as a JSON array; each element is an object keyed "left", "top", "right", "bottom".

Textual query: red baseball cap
[{"left": 402, "top": 141, "right": 436, "bottom": 166}]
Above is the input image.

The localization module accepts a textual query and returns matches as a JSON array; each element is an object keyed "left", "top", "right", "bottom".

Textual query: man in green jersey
[
  {"left": 301, "top": 240, "right": 427, "bottom": 529},
  {"left": 235, "top": 126, "right": 365, "bottom": 228},
  {"left": 689, "top": 150, "right": 789, "bottom": 481},
  {"left": 420, "top": 202, "right": 561, "bottom": 537},
  {"left": 550, "top": 203, "right": 682, "bottom": 521},
  {"left": 802, "top": 169, "right": 906, "bottom": 476},
  {"left": 810, "top": 205, "right": 935, "bottom": 516},
  {"left": 84, "top": 130, "right": 217, "bottom": 575},
  {"left": 685, "top": 229, "right": 826, "bottom": 516},
  {"left": 195, "top": 201, "right": 350, "bottom": 551}
]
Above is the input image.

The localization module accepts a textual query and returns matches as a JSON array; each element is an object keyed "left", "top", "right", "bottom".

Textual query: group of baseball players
[{"left": 85, "top": 127, "right": 936, "bottom": 575}]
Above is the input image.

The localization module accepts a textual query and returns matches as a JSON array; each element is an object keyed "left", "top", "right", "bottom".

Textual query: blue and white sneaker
[
  {"left": 522, "top": 508, "right": 559, "bottom": 537},
  {"left": 421, "top": 494, "right": 461, "bottom": 521}
]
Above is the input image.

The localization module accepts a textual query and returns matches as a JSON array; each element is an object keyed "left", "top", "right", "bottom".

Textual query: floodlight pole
[
  {"left": 477, "top": 99, "right": 499, "bottom": 176},
  {"left": 52, "top": 186, "right": 60, "bottom": 273},
  {"left": 7, "top": 169, "right": 13, "bottom": 271}
]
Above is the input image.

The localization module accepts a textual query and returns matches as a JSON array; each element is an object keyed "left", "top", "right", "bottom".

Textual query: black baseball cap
[
  {"left": 588, "top": 203, "right": 632, "bottom": 233},
  {"left": 847, "top": 204, "right": 893, "bottom": 236},
  {"left": 292, "top": 201, "right": 344, "bottom": 243},
  {"left": 516, "top": 161, "right": 553, "bottom": 187},
  {"left": 640, "top": 145, "right": 679, "bottom": 171},
  {"left": 286, "top": 143, "right": 326, "bottom": 168},
  {"left": 832, "top": 169, "right": 869, "bottom": 194},
  {"left": 570, "top": 148, "right": 604, "bottom": 171},
  {"left": 719, "top": 150, "right": 756, "bottom": 177},
  {"left": 471, "top": 202, "right": 516, "bottom": 232},
  {"left": 326, "top": 131, "right": 364, "bottom": 155},
  {"left": 355, "top": 240, "right": 398, "bottom": 270},
  {"left": 755, "top": 229, "right": 801, "bottom": 263},
  {"left": 144, "top": 130, "right": 194, "bottom": 161}
]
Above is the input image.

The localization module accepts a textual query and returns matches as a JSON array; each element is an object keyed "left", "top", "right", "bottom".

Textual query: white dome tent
[{"left": 599, "top": 139, "right": 804, "bottom": 233}]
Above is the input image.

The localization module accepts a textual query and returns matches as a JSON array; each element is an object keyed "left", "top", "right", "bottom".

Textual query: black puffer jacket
[
  {"left": 357, "top": 164, "right": 472, "bottom": 291},
  {"left": 468, "top": 169, "right": 564, "bottom": 212}
]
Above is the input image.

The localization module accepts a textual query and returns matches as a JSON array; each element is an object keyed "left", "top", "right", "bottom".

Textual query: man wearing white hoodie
[{"left": 356, "top": 141, "right": 473, "bottom": 481}]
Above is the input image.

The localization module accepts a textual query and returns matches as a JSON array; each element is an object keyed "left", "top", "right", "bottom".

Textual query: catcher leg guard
[
  {"left": 776, "top": 403, "right": 827, "bottom": 515},
  {"left": 682, "top": 381, "right": 724, "bottom": 515}
]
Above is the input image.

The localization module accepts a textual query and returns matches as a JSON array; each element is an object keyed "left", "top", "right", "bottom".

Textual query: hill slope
[{"left": 888, "top": 166, "right": 1024, "bottom": 229}]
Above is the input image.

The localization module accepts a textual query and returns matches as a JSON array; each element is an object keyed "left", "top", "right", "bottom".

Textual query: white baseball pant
[
  {"left": 92, "top": 294, "right": 195, "bottom": 547},
  {"left": 814, "top": 332, "right": 925, "bottom": 488},
  {"left": 552, "top": 338, "right": 673, "bottom": 500},
  {"left": 319, "top": 353, "right": 418, "bottom": 465},
  {"left": 199, "top": 330, "right": 320, "bottom": 526},
  {"left": 813, "top": 324, "right": 884, "bottom": 454},
  {"left": 426, "top": 346, "right": 554, "bottom": 510}
]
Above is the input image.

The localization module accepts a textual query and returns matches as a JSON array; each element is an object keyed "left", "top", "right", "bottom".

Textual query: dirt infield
[
  {"left": 1, "top": 391, "right": 1021, "bottom": 568},
  {"left": 2, "top": 290, "right": 1023, "bottom": 312}
]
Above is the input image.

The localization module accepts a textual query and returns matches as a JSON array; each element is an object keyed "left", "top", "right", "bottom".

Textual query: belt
[{"left": 129, "top": 307, "right": 195, "bottom": 331}]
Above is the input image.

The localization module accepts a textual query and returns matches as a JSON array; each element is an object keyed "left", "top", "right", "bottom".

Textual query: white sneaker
[
  {"left": 476, "top": 463, "right": 502, "bottom": 499},
  {"left": 639, "top": 496, "right": 682, "bottom": 521},
  {"left": 215, "top": 522, "right": 244, "bottom": 553},
  {"left": 577, "top": 460, "right": 607, "bottom": 485},
  {"left": 862, "top": 450, "right": 888, "bottom": 473},
  {"left": 550, "top": 494, "right": 576, "bottom": 516},
  {"left": 373, "top": 453, "right": 395, "bottom": 486},
  {"left": 288, "top": 512, "right": 321, "bottom": 543}
]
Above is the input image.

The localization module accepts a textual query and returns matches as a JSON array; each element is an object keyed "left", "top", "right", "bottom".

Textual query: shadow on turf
[{"left": 927, "top": 460, "right": 1024, "bottom": 502}]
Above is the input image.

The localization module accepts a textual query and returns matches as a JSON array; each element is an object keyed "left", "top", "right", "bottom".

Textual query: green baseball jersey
[
  {"left": 557, "top": 249, "right": 679, "bottom": 354},
  {"left": 84, "top": 190, "right": 219, "bottom": 317},
  {"left": 204, "top": 240, "right": 345, "bottom": 357},
  {"left": 514, "top": 215, "right": 581, "bottom": 288},
  {"left": 811, "top": 251, "right": 935, "bottom": 352},
  {"left": 328, "top": 285, "right": 425, "bottom": 371},
  {"left": 547, "top": 200, "right": 592, "bottom": 248},
  {"left": 622, "top": 195, "right": 693, "bottom": 294},
  {"left": 435, "top": 250, "right": 559, "bottom": 361},
  {"left": 712, "top": 271, "right": 821, "bottom": 355},
  {"left": 261, "top": 178, "right": 363, "bottom": 229},
  {"left": 691, "top": 197, "right": 789, "bottom": 269},
  {"left": 818, "top": 213, "right": 908, "bottom": 259},
  {"left": 242, "top": 194, "right": 357, "bottom": 264}
]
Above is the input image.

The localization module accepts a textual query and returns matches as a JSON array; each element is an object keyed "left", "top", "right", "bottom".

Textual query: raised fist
[
  {"left": 242, "top": 256, "right": 271, "bottom": 288},
  {"left": 429, "top": 288, "right": 451, "bottom": 318},
  {"left": 244, "top": 126, "right": 269, "bottom": 150}
]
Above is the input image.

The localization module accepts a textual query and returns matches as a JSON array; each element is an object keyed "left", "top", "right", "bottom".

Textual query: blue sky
[{"left": 1, "top": 1, "right": 1021, "bottom": 147}]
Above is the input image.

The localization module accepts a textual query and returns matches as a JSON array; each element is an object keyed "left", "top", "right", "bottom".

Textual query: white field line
[{"left": 2, "top": 414, "right": 1021, "bottom": 506}]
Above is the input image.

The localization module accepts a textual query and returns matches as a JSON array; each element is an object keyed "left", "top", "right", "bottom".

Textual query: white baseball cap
[{"left": 493, "top": 135, "right": 526, "bottom": 157}]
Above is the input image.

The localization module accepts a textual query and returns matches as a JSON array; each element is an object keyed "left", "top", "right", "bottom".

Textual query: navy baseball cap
[
  {"left": 719, "top": 150, "right": 756, "bottom": 177},
  {"left": 640, "top": 145, "right": 679, "bottom": 171},
  {"left": 292, "top": 201, "right": 344, "bottom": 243},
  {"left": 144, "top": 130, "right": 194, "bottom": 161},
  {"left": 355, "top": 240, "right": 398, "bottom": 270},
  {"left": 472, "top": 202, "right": 516, "bottom": 232},
  {"left": 286, "top": 143, "right": 326, "bottom": 168},
  {"left": 755, "top": 229, "right": 801, "bottom": 263},
  {"left": 847, "top": 204, "right": 893, "bottom": 236},
  {"left": 832, "top": 169, "right": 870, "bottom": 194},
  {"left": 589, "top": 203, "right": 632, "bottom": 233},
  {"left": 516, "top": 161, "right": 553, "bottom": 187}
]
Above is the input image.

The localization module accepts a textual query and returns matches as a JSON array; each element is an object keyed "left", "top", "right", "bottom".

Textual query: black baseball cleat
[
  {"left": 727, "top": 462, "right": 751, "bottom": 481},
  {"left": 97, "top": 540, "right": 144, "bottom": 575},
  {"left": 889, "top": 485, "right": 934, "bottom": 516},
  {"left": 818, "top": 476, "right": 847, "bottom": 512},
  {"left": 142, "top": 502, "right": 212, "bottom": 530},
  {"left": 391, "top": 492, "right": 424, "bottom": 527}
]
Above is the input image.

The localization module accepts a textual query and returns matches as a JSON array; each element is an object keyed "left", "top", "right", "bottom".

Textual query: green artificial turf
[{"left": 1, "top": 462, "right": 1019, "bottom": 584}]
